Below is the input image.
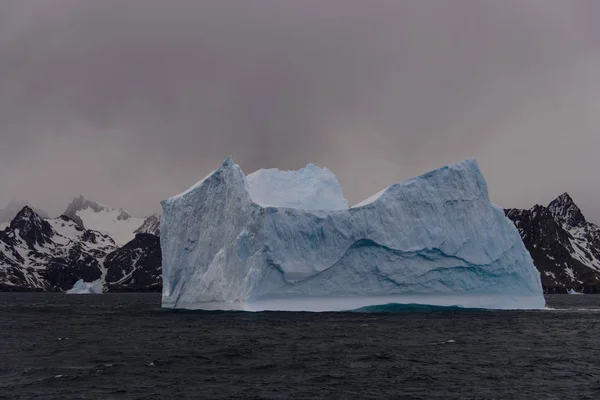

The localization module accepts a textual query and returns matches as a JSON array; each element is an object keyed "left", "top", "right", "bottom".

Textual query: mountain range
[
  {"left": 0, "top": 197, "right": 161, "bottom": 292},
  {"left": 0, "top": 193, "right": 598, "bottom": 294}
]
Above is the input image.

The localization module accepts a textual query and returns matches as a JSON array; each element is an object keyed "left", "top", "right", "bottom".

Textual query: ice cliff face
[{"left": 161, "top": 158, "right": 544, "bottom": 311}]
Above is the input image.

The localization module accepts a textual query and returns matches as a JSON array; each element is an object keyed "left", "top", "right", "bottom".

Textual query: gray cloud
[{"left": 1, "top": 0, "right": 599, "bottom": 222}]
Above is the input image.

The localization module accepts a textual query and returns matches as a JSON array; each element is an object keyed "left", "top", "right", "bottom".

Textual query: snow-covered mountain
[
  {"left": 63, "top": 196, "right": 146, "bottom": 246},
  {"left": 0, "top": 206, "right": 116, "bottom": 291},
  {"left": 505, "top": 193, "right": 600, "bottom": 293},
  {"left": 0, "top": 206, "right": 161, "bottom": 292}
]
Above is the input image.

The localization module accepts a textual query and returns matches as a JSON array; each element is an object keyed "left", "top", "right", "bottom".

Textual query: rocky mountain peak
[
  {"left": 64, "top": 195, "right": 101, "bottom": 214},
  {"left": 548, "top": 192, "right": 586, "bottom": 228},
  {"left": 9, "top": 206, "right": 54, "bottom": 248},
  {"left": 0, "top": 200, "right": 48, "bottom": 224},
  {"left": 505, "top": 193, "right": 600, "bottom": 294}
]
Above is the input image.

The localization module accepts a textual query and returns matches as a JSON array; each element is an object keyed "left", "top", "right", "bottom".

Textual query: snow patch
[{"left": 564, "top": 267, "right": 576, "bottom": 281}]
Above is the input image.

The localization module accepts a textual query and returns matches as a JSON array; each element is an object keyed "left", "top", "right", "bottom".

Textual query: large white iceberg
[{"left": 160, "top": 157, "right": 545, "bottom": 311}]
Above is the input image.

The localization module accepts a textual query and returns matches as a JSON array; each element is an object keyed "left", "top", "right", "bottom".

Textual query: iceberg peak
[{"left": 221, "top": 156, "right": 235, "bottom": 168}]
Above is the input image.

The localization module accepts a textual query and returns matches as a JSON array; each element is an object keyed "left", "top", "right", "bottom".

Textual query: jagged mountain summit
[
  {"left": 63, "top": 196, "right": 146, "bottom": 246},
  {"left": 505, "top": 193, "right": 600, "bottom": 293},
  {"left": 0, "top": 206, "right": 161, "bottom": 292},
  {"left": 0, "top": 200, "right": 48, "bottom": 230},
  {"left": 547, "top": 193, "right": 588, "bottom": 229},
  {"left": 161, "top": 157, "right": 544, "bottom": 311},
  {"left": 134, "top": 214, "right": 161, "bottom": 236}
]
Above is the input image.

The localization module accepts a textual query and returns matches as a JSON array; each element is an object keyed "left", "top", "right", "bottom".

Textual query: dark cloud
[{"left": 1, "top": 1, "right": 599, "bottom": 221}]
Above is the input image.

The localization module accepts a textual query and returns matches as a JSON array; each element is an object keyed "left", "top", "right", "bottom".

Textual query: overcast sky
[{"left": 1, "top": 0, "right": 599, "bottom": 222}]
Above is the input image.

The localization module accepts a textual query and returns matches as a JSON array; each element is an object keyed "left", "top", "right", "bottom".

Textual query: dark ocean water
[{"left": 1, "top": 293, "right": 599, "bottom": 400}]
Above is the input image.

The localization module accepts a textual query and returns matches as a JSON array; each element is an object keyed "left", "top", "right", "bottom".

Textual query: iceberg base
[{"left": 162, "top": 294, "right": 546, "bottom": 312}]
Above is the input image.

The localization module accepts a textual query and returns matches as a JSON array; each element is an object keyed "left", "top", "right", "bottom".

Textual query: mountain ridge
[{"left": 505, "top": 192, "right": 600, "bottom": 293}]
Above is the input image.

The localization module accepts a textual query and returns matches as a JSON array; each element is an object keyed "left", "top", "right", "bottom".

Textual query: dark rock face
[
  {"left": 9, "top": 207, "right": 54, "bottom": 248},
  {"left": 43, "top": 249, "right": 104, "bottom": 291},
  {"left": 547, "top": 193, "right": 587, "bottom": 229},
  {"left": 505, "top": 193, "right": 600, "bottom": 294},
  {"left": 105, "top": 233, "right": 162, "bottom": 292},
  {"left": 0, "top": 206, "right": 162, "bottom": 292}
]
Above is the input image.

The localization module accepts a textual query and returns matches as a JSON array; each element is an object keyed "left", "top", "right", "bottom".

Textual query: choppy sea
[{"left": 1, "top": 293, "right": 599, "bottom": 399}]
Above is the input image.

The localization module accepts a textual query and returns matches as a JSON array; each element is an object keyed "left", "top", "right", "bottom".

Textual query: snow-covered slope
[
  {"left": 63, "top": 196, "right": 145, "bottom": 246},
  {"left": 161, "top": 157, "right": 544, "bottom": 311},
  {"left": 506, "top": 193, "right": 600, "bottom": 293}
]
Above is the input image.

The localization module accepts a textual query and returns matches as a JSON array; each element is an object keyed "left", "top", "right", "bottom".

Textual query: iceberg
[
  {"left": 160, "top": 157, "right": 545, "bottom": 311},
  {"left": 66, "top": 279, "right": 103, "bottom": 294}
]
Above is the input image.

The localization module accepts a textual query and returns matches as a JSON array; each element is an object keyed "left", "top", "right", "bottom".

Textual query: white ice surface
[
  {"left": 246, "top": 163, "right": 349, "bottom": 211},
  {"left": 66, "top": 279, "right": 103, "bottom": 294}
]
